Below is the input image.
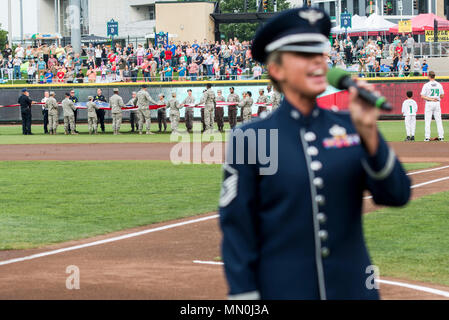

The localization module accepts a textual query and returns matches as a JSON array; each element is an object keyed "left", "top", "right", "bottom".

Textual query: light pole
[
  {"left": 70, "top": 0, "right": 81, "bottom": 54},
  {"left": 20, "top": 0, "right": 23, "bottom": 43},
  {"left": 8, "top": 0, "right": 12, "bottom": 47}
]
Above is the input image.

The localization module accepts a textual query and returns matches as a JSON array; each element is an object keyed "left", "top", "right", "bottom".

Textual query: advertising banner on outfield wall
[
  {"left": 0, "top": 81, "right": 448, "bottom": 122},
  {"left": 321, "top": 81, "right": 449, "bottom": 116}
]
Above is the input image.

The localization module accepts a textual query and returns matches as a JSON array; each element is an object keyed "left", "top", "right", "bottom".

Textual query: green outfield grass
[
  {"left": 0, "top": 123, "right": 227, "bottom": 144},
  {"left": 365, "top": 191, "right": 449, "bottom": 286},
  {"left": 0, "top": 161, "right": 222, "bottom": 250},
  {"left": 402, "top": 162, "right": 440, "bottom": 171},
  {"left": 0, "top": 161, "right": 438, "bottom": 251},
  {"left": 378, "top": 120, "right": 448, "bottom": 142},
  {"left": 0, "top": 120, "right": 447, "bottom": 145}
]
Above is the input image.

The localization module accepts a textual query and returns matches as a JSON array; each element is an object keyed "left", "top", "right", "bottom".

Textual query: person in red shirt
[
  {"left": 395, "top": 43, "right": 403, "bottom": 57},
  {"left": 165, "top": 49, "right": 172, "bottom": 62},
  {"left": 56, "top": 67, "right": 65, "bottom": 83},
  {"left": 108, "top": 52, "right": 116, "bottom": 64}
]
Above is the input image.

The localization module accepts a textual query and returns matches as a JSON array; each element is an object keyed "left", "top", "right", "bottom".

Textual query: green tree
[
  {"left": 218, "top": 0, "right": 290, "bottom": 41},
  {"left": 0, "top": 24, "right": 9, "bottom": 51}
]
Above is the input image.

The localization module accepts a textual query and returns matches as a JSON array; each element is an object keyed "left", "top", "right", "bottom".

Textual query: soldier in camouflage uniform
[
  {"left": 46, "top": 91, "right": 59, "bottom": 135},
  {"left": 238, "top": 91, "right": 254, "bottom": 123},
  {"left": 62, "top": 93, "right": 78, "bottom": 135},
  {"left": 198, "top": 84, "right": 216, "bottom": 133},
  {"left": 201, "top": 90, "right": 206, "bottom": 133},
  {"left": 110, "top": 88, "right": 125, "bottom": 135},
  {"left": 257, "top": 89, "right": 269, "bottom": 116},
  {"left": 127, "top": 92, "right": 139, "bottom": 133},
  {"left": 227, "top": 87, "right": 240, "bottom": 129},
  {"left": 87, "top": 96, "right": 99, "bottom": 135},
  {"left": 134, "top": 84, "right": 157, "bottom": 135},
  {"left": 215, "top": 89, "right": 225, "bottom": 133},
  {"left": 270, "top": 88, "right": 282, "bottom": 111},
  {"left": 157, "top": 93, "right": 168, "bottom": 133},
  {"left": 182, "top": 89, "right": 195, "bottom": 133},
  {"left": 168, "top": 92, "right": 183, "bottom": 134}
]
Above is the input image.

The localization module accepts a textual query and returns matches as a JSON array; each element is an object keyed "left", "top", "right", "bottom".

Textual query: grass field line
[
  {"left": 191, "top": 261, "right": 449, "bottom": 298},
  {"left": 0, "top": 173, "right": 448, "bottom": 268},
  {"left": 0, "top": 215, "right": 219, "bottom": 267}
]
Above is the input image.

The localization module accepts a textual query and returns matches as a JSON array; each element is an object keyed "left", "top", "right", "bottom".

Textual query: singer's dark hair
[{"left": 406, "top": 91, "right": 413, "bottom": 98}]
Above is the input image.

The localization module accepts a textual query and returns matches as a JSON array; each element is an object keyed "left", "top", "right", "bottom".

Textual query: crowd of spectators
[
  {"left": 0, "top": 34, "right": 435, "bottom": 83},
  {"left": 328, "top": 33, "right": 430, "bottom": 77},
  {"left": 0, "top": 38, "right": 266, "bottom": 84}
]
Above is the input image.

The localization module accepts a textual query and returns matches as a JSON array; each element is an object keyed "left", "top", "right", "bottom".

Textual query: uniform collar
[{"left": 279, "top": 98, "right": 322, "bottom": 126}]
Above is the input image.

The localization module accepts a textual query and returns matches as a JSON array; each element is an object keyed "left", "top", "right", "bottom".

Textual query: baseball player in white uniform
[
  {"left": 421, "top": 71, "right": 445, "bottom": 141},
  {"left": 402, "top": 91, "right": 418, "bottom": 141}
]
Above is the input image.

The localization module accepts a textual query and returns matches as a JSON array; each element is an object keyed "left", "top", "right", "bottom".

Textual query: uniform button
[
  {"left": 290, "top": 110, "right": 300, "bottom": 120},
  {"left": 313, "top": 177, "right": 324, "bottom": 189},
  {"left": 307, "top": 146, "right": 319, "bottom": 157},
  {"left": 318, "top": 230, "right": 328, "bottom": 241},
  {"left": 310, "top": 161, "right": 322, "bottom": 171},
  {"left": 316, "top": 195, "right": 325, "bottom": 206},
  {"left": 312, "top": 109, "right": 320, "bottom": 118},
  {"left": 321, "top": 247, "right": 330, "bottom": 258},
  {"left": 304, "top": 132, "right": 316, "bottom": 142},
  {"left": 317, "top": 213, "right": 327, "bottom": 224}
]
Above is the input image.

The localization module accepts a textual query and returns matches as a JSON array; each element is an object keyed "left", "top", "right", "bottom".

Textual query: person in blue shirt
[
  {"left": 192, "top": 40, "right": 200, "bottom": 51},
  {"left": 219, "top": 7, "right": 411, "bottom": 301},
  {"left": 44, "top": 70, "right": 53, "bottom": 83},
  {"left": 422, "top": 59, "right": 429, "bottom": 76},
  {"left": 169, "top": 43, "right": 177, "bottom": 56},
  {"left": 162, "top": 62, "right": 173, "bottom": 82},
  {"left": 178, "top": 63, "right": 186, "bottom": 81}
]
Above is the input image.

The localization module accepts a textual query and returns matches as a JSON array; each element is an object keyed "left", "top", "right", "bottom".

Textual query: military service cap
[{"left": 251, "top": 7, "right": 331, "bottom": 63}]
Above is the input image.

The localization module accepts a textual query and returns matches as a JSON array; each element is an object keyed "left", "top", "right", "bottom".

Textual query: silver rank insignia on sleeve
[{"left": 219, "top": 163, "right": 239, "bottom": 208}]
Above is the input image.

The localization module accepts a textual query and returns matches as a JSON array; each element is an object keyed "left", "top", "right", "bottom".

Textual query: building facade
[
  {"left": 2, "top": 0, "right": 449, "bottom": 43},
  {"left": 310, "top": 0, "right": 448, "bottom": 23}
]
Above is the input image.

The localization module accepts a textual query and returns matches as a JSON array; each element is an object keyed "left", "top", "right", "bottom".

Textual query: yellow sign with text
[
  {"left": 425, "top": 30, "right": 449, "bottom": 42},
  {"left": 398, "top": 20, "right": 412, "bottom": 33}
]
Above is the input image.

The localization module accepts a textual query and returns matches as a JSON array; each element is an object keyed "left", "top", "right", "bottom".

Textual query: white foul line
[
  {"left": 363, "top": 176, "right": 449, "bottom": 200},
  {"left": 407, "top": 165, "right": 449, "bottom": 176},
  {"left": 193, "top": 260, "right": 224, "bottom": 266},
  {"left": 376, "top": 279, "right": 449, "bottom": 298},
  {"left": 1, "top": 168, "right": 449, "bottom": 267},
  {"left": 0, "top": 215, "right": 219, "bottom": 267},
  {"left": 192, "top": 261, "right": 449, "bottom": 299}
]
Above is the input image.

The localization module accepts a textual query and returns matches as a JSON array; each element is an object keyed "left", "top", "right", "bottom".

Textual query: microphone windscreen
[{"left": 327, "top": 68, "right": 350, "bottom": 90}]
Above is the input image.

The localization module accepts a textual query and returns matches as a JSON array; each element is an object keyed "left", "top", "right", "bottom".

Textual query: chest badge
[{"left": 323, "top": 125, "right": 361, "bottom": 149}]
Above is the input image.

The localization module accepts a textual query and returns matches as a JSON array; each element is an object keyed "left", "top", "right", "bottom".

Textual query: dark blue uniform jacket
[{"left": 219, "top": 99, "right": 411, "bottom": 300}]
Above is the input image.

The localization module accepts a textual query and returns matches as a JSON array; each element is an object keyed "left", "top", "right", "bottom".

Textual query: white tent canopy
[{"left": 332, "top": 13, "right": 396, "bottom": 34}]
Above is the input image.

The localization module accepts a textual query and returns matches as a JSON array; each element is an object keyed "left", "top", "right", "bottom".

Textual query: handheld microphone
[{"left": 327, "top": 68, "right": 393, "bottom": 111}]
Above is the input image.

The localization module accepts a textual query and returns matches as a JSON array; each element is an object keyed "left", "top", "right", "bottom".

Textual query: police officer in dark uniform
[
  {"left": 94, "top": 88, "right": 107, "bottom": 133},
  {"left": 18, "top": 88, "right": 36, "bottom": 135},
  {"left": 69, "top": 89, "right": 79, "bottom": 134},
  {"left": 219, "top": 7, "right": 411, "bottom": 300}
]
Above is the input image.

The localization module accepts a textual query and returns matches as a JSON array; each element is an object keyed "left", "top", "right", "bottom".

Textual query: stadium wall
[{"left": 0, "top": 78, "right": 448, "bottom": 123}]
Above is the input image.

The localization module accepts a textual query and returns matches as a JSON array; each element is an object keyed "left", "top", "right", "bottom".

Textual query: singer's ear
[{"left": 267, "top": 53, "right": 285, "bottom": 86}]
